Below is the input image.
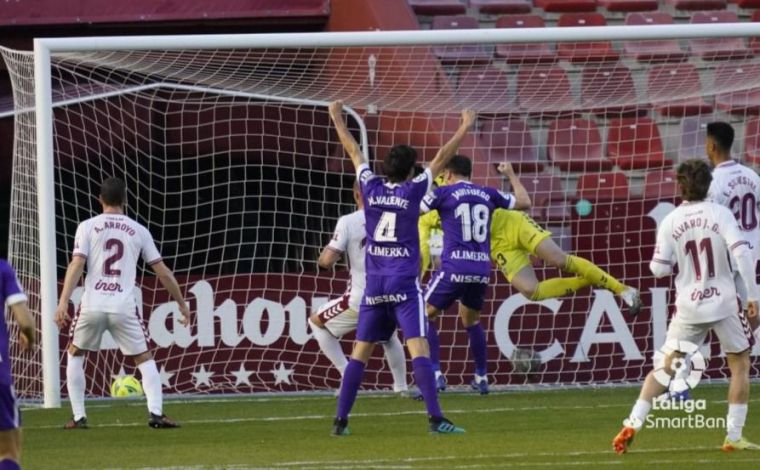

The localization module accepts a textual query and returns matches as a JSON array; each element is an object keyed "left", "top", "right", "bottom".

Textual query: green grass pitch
[{"left": 21, "top": 384, "right": 760, "bottom": 469}]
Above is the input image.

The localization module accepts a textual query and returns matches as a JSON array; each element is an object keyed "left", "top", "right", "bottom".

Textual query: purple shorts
[
  {"left": 424, "top": 271, "right": 489, "bottom": 311},
  {"left": 0, "top": 384, "right": 20, "bottom": 430},
  {"left": 357, "top": 275, "right": 427, "bottom": 342}
]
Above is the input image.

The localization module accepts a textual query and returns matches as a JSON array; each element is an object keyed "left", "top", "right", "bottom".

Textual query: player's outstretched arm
[
  {"left": 497, "top": 162, "right": 531, "bottom": 210},
  {"left": 54, "top": 256, "right": 86, "bottom": 329},
  {"left": 150, "top": 261, "right": 191, "bottom": 326},
  {"left": 428, "top": 109, "right": 476, "bottom": 177},
  {"left": 328, "top": 100, "right": 367, "bottom": 170},
  {"left": 10, "top": 301, "right": 36, "bottom": 350}
]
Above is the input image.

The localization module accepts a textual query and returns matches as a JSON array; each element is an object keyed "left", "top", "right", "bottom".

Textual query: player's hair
[
  {"left": 383, "top": 145, "right": 417, "bottom": 183},
  {"left": 706, "top": 121, "right": 734, "bottom": 153},
  {"left": 413, "top": 164, "right": 425, "bottom": 177},
  {"left": 100, "top": 177, "right": 127, "bottom": 207},
  {"left": 676, "top": 159, "right": 712, "bottom": 202},
  {"left": 445, "top": 155, "right": 472, "bottom": 178}
]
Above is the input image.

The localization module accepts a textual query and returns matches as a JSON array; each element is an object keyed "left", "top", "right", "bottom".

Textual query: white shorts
[
  {"left": 666, "top": 311, "right": 755, "bottom": 355},
  {"left": 314, "top": 295, "right": 358, "bottom": 338},
  {"left": 71, "top": 309, "right": 149, "bottom": 356}
]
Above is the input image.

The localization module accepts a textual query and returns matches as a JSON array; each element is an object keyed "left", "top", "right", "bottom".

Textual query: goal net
[{"left": 3, "top": 25, "right": 760, "bottom": 403}]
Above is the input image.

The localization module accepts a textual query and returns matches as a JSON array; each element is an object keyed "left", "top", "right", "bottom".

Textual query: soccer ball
[
  {"left": 510, "top": 348, "right": 541, "bottom": 374},
  {"left": 110, "top": 375, "right": 143, "bottom": 398}
]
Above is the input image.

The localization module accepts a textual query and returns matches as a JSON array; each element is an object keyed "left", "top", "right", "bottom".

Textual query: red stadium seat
[
  {"left": 535, "top": 0, "right": 598, "bottom": 12},
  {"left": 517, "top": 66, "right": 576, "bottom": 117},
  {"left": 547, "top": 119, "right": 612, "bottom": 171},
  {"left": 623, "top": 13, "right": 687, "bottom": 63},
  {"left": 519, "top": 173, "right": 572, "bottom": 222},
  {"left": 495, "top": 15, "right": 557, "bottom": 64},
  {"left": 745, "top": 117, "right": 760, "bottom": 166},
  {"left": 689, "top": 12, "right": 752, "bottom": 61},
  {"left": 714, "top": 63, "right": 760, "bottom": 115},
  {"left": 643, "top": 169, "right": 678, "bottom": 199},
  {"left": 599, "top": 0, "right": 658, "bottom": 11},
  {"left": 750, "top": 11, "right": 760, "bottom": 56},
  {"left": 647, "top": 64, "right": 713, "bottom": 117},
  {"left": 678, "top": 115, "right": 712, "bottom": 161},
  {"left": 456, "top": 66, "right": 515, "bottom": 113},
  {"left": 666, "top": 0, "right": 727, "bottom": 10},
  {"left": 557, "top": 13, "right": 619, "bottom": 63},
  {"left": 606, "top": 118, "right": 667, "bottom": 170},
  {"left": 580, "top": 63, "right": 645, "bottom": 117},
  {"left": 469, "top": 0, "right": 532, "bottom": 14},
  {"left": 431, "top": 15, "right": 493, "bottom": 65},
  {"left": 730, "top": 0, "right": 760, "bottom": 7},
  {"left": 577, "top": 172, "right": 630, "bottom": 201},
  {"left": 479, "top": 119, "right": 543, "bottom": 172},
  {"left": 408, "top": 0, "right": 467, "bottom": 15}
]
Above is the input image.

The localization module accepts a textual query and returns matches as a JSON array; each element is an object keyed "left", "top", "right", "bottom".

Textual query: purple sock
[
  {"left": 466, "top": 323, "right": 487, "bottom": 377},
  {"left": 0, "top": 460, "right": 20, "bottom": 470},
  {"left": 336, "top": 359, "right": 365, "bottom": 420},
  {"left": 412, "top": 356, "right": 443, "bottom": 419},
  {"left": 427, "top": 320, "right": 441, "bottom": 372}
]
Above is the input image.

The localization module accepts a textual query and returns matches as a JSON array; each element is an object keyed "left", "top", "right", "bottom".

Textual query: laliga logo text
[{"left": 645, "top": 339, "right": 725, "bottom": 430}]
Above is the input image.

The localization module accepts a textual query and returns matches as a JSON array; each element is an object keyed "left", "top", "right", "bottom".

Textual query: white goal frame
[{"left": 32, "top": 22, "right": 760, "bottom": 407}]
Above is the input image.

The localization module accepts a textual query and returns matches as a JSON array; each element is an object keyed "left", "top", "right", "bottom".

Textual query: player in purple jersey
[
  {"left": 0, "top": 259, "right": 36, "bottom": 470},
  {"left": 328, "top": 100, "right": 475, "bottom": 435},
  {"left": 421, "top": 155, "right": 531, "bottom": 394}
]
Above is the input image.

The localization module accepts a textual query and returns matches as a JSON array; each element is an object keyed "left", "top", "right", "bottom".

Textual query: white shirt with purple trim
[
  {"left": 73, "top": 213, "right": 161, "bottom": 315},
  {"left": 708, "top": 160, "right": 760, "bottom": 256},
  {"left": 651, "top": 200, "right": 759, "bottom": 324}
]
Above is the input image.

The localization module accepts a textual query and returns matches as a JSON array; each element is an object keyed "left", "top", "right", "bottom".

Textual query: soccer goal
[{"left": 3, "top": 22, "right": 760, "bottom": 408}]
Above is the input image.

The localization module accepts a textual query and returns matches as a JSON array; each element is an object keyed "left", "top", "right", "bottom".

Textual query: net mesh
[{"left": 2, "top": 33, "right": 760, "bottom": 399}]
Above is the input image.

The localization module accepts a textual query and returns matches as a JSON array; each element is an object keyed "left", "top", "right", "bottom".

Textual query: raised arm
[
  {"left": 328, "top": 100, "right": 367, "bottom": 170},
  {"left": 428, "top": 109, "right": 477, "bottom": 177},
  {"left": 150, "top": 261, "right": 191, "bottom": 326},
  {"left": 498, "top": 162, "right": 531, "bottom": 210},
  {"left": 54, "top": 256, "right": 86, "bottom": 329}
]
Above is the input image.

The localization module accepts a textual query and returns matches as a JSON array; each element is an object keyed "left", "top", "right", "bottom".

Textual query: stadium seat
[
  {"left": 517, "top": 66, "right": 576, "bottom": 117},
  {"left": 431, "top": 15, "right": 493, "bottom": 65},
  {"left": 689, "top": 12, "right": 752, "bottom": 61},
  {"left": 577, "top": 172, "right": 630, "bottom": 201},
  {"left": 580, "top": 63, "right": 645, "bottom": 117},
  {"left": 647, "top": 64, "right": 713, "bottom": 118},
  {"left": 494, "top": 15, "right": 557, "bottom": 64},
  {"left": 547, "top": 119, "right": 612, "bottom": 171},
  {"left": 714, "top": 63, "right": 760, "bottom": 115},
  {"left": 408, "top": 0, "right": 467, "bottom": 15},
  {"left": 745, "top": 117, "right": 760, "bottom": 166},
  {"left": 599, "top": 0, "right": 658, "bottom": 11},
  {"left": 623, "top": 13, "right": 687, "bottom": 63},
  {"left": 730, "top": 0, "right": 760, "bottom": 7},
  {"left": 479, "top": 119, "right": 542, "bottom": 172},
  {"left": 557, "top": 13, "right": 619, "bottom": 63},
  {"left": 535, "top": 0, "right": 598, "bottom": 12},
  {"left": 678, "top": 115, "right": 712, "bottom": 161},
  {"left": 643, "top": 169, "right": 678, "bottom": 199},
  {"left": 519, "top": 173, "right": 572, "bottom": 222},
  {"left": 469, "top": 0, "right": 532, "bottom": 14},
  {"left": 606, "top": 118, "right": 667, "bottom": 170},
  {"left": 666, "top": 0, "right": 727, "bottom": 10},
  {"left": 456, "top": 66, "right": 515, "bottom": 114},
  {"left": 750, "top": 11, "right": 760, "bottom": 56}
]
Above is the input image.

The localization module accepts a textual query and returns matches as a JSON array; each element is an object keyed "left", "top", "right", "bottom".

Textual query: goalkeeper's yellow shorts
[{"left": 490, "top": 210, "right": 552, "bottom": 282}]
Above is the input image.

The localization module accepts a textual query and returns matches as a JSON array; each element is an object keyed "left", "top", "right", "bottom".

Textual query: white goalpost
[{"left": 3, "top": 22, "right": 760, "bottom": 407}]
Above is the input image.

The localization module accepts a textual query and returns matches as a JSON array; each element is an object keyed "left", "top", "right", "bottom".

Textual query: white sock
[
  {"left": 628, "top": 399, "right": 651, "bottom": 430},
  {"left": 66, "top": 353, "right": 86, "bottom": 420},
  {"left": 309, "top": 319, "right": 348, "bottom": 377},
  {"left": 727, "top": 403, "right": 748, "bottom": 441},
  {"left": 382, "top": 333, "right": 408, "bottom": 392},
  {"left": 474, "top": 374, "right": 487, "bottom": 384},
  {"left": 435, "top": 370, "right": 444, "bottom": 380},
  {"left": 138, "top": 360, "right": 163, "bottom": 416}
]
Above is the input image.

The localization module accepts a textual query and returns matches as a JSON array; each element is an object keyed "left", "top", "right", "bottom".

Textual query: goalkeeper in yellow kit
[{"left": 420, "top": 162, "right": 642, "bottom": 392}]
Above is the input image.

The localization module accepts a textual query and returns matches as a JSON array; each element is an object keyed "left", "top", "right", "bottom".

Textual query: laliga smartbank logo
[{"left": 644, "top": 339, "right": 725, "bottom": 429}]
